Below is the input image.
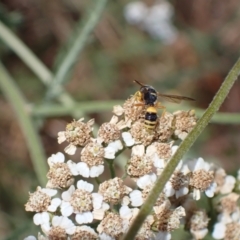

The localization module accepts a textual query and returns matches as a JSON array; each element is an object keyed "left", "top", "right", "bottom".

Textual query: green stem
[
  {"left": 0, "top": 20, "right": 75, "bottom": 106},
  {"left": 0, "top": 21, "right": 52, "bottom": 85},
  {"left": 31, "top": 101, "right": 122, "bottom": 117},
  {"left": 30, "top": 101, "right": 240, "bottom": 124},
  {"left": 95, "top": 177, "right": 101, "bottom": 185},
  {"left": 106, "top": 159, "right": 115, "bottom": 178},
  {"left": 122, "top": 58, "right": 240, "bottom": 240},
  {"left": 45, "top": 0, "right": 108, "bottom": 100},
  {"left": 0, "top": 63, "right": 48, "bottom": 186}
]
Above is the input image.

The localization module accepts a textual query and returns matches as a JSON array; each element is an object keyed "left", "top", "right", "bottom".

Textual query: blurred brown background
[{"left": 0, "top": 0, "right": 240, "bottom": 239}]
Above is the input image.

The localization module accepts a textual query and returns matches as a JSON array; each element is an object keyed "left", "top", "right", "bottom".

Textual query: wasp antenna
[{"left": 133, "top": 80, "right": 146, "bottom": 87}]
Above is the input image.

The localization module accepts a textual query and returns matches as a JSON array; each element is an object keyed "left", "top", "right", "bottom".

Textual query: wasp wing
[{"left": 157, "top": 93, "right": 195, "bottom": 103}]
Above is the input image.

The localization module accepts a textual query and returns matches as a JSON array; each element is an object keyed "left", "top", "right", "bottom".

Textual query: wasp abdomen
[{"left": 145, "top": 106, "right": 158, "bottom": 130}]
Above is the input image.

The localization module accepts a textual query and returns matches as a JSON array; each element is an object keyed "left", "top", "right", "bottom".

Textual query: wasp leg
[
  {"left": 155, "top": 102, "right": 166, "bottom": 117},
  {"left": 134, "top": 103, "right": 145, "bottom": 107}
]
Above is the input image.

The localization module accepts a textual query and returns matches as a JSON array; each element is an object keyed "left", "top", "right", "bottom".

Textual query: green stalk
[
  {"left": 31, "top": 101, "right": 240, "bottom": 124},
  {"left": 106, "top": 159, "right": 115, "bottom": 179},
  {"left": 0, "top": 21, "right": 52, "bottom": 85},
  {"left": 122, "top": 58, "right": 240, "bottom": 240},
  {"left": 45, "top": 0, "right": 108, "bottom": 100},
  {"left": 31, "top": 101, "right": 122, "bottom": 117},
  {"left": 0, "top": 63, "right": 48, "bottom": 186},
  {"left": 0, "top": 21, "right": 75, "bottom": 106}
]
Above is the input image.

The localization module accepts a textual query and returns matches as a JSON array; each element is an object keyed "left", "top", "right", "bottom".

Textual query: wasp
[{"left": 134, "top": 80, "right": 195, "bottom": 131}]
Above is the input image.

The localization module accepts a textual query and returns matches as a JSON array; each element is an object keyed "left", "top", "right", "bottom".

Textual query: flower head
[
  {"left": 188, "top": 158, "right": 216, "bottom": 200},
  {"left": 186, "top": 210, "right": 209, "bottom": 240},
  {"left": 60, "top": 180, "right": 106, "bottom": 224},
  {"left": 152, "top": 201, "right": 185, "bottom": 233},
  {"left": 25, "top": 187, "right": 60, "bottom": 213},
  {"left": 97, "top": 212, "right": 126, "bottom": 239},
  {"left": 58, "top": 118, "right": 94, "bottom": 155},
  {"left": 173, "top": 110, "right": 197, "bottom": 140},
  {"left": 130, "top": 119, "right": 155, "bottom": 146},
  {"left": 71, "top": 226, "right": 98, "bottom": 240},
  {"left": 98, "top": 177, "right": 132, "bottom": 204},
  {"left": 154, "top": 112, "right": 175, "bottom": 142},
  {"left": 97, "top": 116, "right": 124, "bottom": 144},
  {"left": 127, "top": 145, "right": 154, "bottom": 178},
  {"left": 46, "top": 153, "right": 74, "bottom": 189},
  {"left": 122, "top": 95, "right": 145, "bottom": 124}
]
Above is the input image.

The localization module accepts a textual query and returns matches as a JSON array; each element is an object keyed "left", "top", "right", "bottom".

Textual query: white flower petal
[
  {"left": 176, "top": 187, "right": 189, "bottom": 198},
  {"left": 90, "top": 165, "right": 104, "bottom": 177},
  {"left": 76, "top": 162, "right": 90, "bottom": 178},
  {"left": 92, "top": 193, "right": 103, "bottom": 209},
  {"left": 119, "top": 205, "right": 132, "bottom": 220},
  {"left": 132, "top": 145, "right": 145, "bottom": 156},
  {"left": 113, "top": 105, "right": 124, "bottom": 116},
  {"left": 48, "top": 197, "right": 61, "bottom": 212},
  {"left": 181, "top": 164, "right": 190, "bottom": 175},
  {"left": 124, "top": 1, "right": 147, "bottom": 25},
  {"left": 205, "top": 182, "right": 216, "bottom": 198},
  {"left": 47, "top": 152, "right": 65, "bottom": 166},
  {"left": 220, "top": 175, "right": 236, "bottom": 194},
  {"left": 154, "top": 231, "right": 171, "bottom": 240},
  {"left": 195, "top": 157, "right": 206, "bottom": 170},
  {"left": 33, "top": 213, "right": 42, "bottom": 225},
  {"left": 130, "top": 190, "right": 143, "bottom": 207},
  {"left": 41, "top": 222, "right": 51, "bottom": 235},
  {"left": 58, "top": 131, "right": 66, "bottom": 144},
  {"left": 191, "top": 228, "right": 208, "bottom": 239},
  {"left": 109, "top": 140, "right": 123, "bottom": 151},
  {"left": 104, "top": 140, "right": 123, "bottom": 159},
  {"left": 122, "top": 132, "right": 135, "bottom": 147},
  {"left": 52, "top": 216, "right": 62, "bottom": 227},
  {"left": 66, "top": 225, "right": 76, "bottom": 235},
  {"left": 41, "top": 188, "right": 57, "bottom": 197},
  {"left": 164, "top": 181, "right": 175, "bottom": 197},
  {"left": 175, "top": 160, "right": 183, "bottom": 171},
  {"left": 24, "top": 236, "right": 37, "bottom": 240},
  {"left": 187, "top": 159, "right": 196, "bottom": 172},
  {"left": 217, "top": 212, "right": 232, "bottom": 224},
  {"left": 33, "top": 212, "right": 49, "bottom": 226},
  {"left": 122, "top": 196, "right": 130, "bottom": 206},
  {"left": 104, "top": 146, "right": 116, "bottom": 159},
  {"left": 60, "top": 216, "right": 72, "bottom": 228},
  {"left": 212, "top": 222, "right": 226, "bottom": 239},
  {"left": 171, "top": 145, "right": 179, "bottom": 155},
  {"left": 77, "top": 180, "right": 94, "bottom": 192},
  {"left": 146, "top": 144, "right": 156, "bottom": 156},
  {"left": 52, "top": 216, "right": 75, "bottom": 234},
  {"left": 61, "top": 217, "right": 75, "bottom": 233},
  {"left": 76, "top": 212, "right": 93, "bottom": 224},
  {"left": 99, "top": 233, "right": 115, "bottom": 240},
  {"left": 62, "top": 185, "right": 75, "bottom": 201},
  {"left": 231, "top": 210, "right": 240, "bottom": 221},
  {"left": 65, "top": 144, "right": 77, "bottom": 155},
  {"left": 93, "top": 209, "right": 105, "bottom": 220},
  {"left": 102, "top": 202, "right": 110, "bottom": 211},
  {"left": 67, "top": 160, "right": 79, "bottom": 176},
  {"left": 137, "top": 173, "right": 157, "bottom": 189},
  {"left": 153, "top": 157, "right": 165, "bottom": 169},
  {"left": 109, "top": 115, "right": 118, "bottom": 124},
  {"left": 61, "top": 201, "right": 73, "bottom": 217},
  {"left": 193, "top": 189, "right": 201, "bottom": 201}
]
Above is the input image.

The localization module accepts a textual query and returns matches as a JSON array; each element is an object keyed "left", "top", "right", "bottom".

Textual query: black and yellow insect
[{"left": 134, "top": 80, "right": 195, "bottom": 131}]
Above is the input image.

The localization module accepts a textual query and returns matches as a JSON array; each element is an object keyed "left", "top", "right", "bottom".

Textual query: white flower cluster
[
  {"left": 124, "top": 0, "right": 178, "bottom": 44},
  {"left": 24, "top": 94, "right": 239, "bottom": 240},
  {"left": 211, "top": 170, "right": 240, "bottom": 240}
]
